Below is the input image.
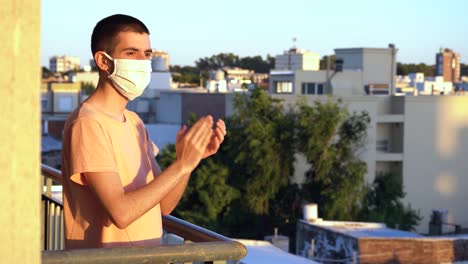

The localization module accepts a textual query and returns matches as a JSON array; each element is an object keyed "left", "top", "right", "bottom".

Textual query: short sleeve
[
  {"left": 67, "top": 118, "right": 118, "bottom": 185},
  {"left": 146, "top": 129, "right": 159, "bottom": 157}
]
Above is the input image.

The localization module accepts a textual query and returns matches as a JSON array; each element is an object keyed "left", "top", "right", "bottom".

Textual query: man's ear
[{"left": 94, "top": 51, "right": 112, "bottom": 74}]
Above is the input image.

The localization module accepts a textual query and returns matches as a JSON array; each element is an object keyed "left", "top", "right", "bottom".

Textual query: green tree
[
  {"left": 222, "top": 88, "right": 295, "bottom": 215},
  {"left": 194, "top": 53, "right": 274, "bottom": 73},
  {"left": 239, "top": 55, "right": 272, "bottom": 73},
  {"left": 319, "top": 55, "right": 335, "bottom": 70},
  {"left": 214, "top": 88, "right": 296, "bottom": 239},
  {"left": 195, "top": 53, "right": 240, "bottom": 71},
  {"left": 266, "top": 54, "right": 275, "bottom": 70},
  {"left": 42, "top": 66, "right": 53, "bottom": 78},
  {"left": 296, "top": 98, "right": 370, "bottom": 220},
  {"left": 460, "top": 63, "right": 468, "bottom": 77},
  {"left": 397, "top": 62, "right": 435, "bottom": 77},
  {"left": 359, "top": 172, "right": 421, "bottom": 231},
  {"left": 81, "top": 81, "right": 95, "bottom": 95},
  {"left": 170, "top": 65, "right": 201, "bottom": 85},
  {"left": 157, "top": 144, "right": 239, "bottom": 231}
]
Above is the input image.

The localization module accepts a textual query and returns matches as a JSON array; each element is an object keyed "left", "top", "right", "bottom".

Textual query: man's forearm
[
  {"left": 85, "top": 160, "right": 188, "bottom": 229},
  {"left": 159, "top": 171, "right": 191, "bottom": 215}
]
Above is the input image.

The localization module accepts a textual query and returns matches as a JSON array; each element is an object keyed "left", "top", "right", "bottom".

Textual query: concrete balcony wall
[{"left": 0, "top": 1, "right": 41, "bottom": 263}]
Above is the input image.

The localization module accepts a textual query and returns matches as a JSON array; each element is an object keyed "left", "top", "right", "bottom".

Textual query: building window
[
  {"left": 275, "top": 81, "right": 293, "bottom": 93},
  {"left": 42, "top": 120, "right": 48, "bottom": 135},
  {"left": 41, "top": 99, "right": 48, "bottom": 110},
  {"left": 376, "top": 140, "right": 389, "bottom": 152},
  {"left": 301, "top": 82, "right": 325, "bottom": 95},
  {"left": 317, "top": 83, "right": 324, "bottom": 94},
  {"left": 57, "top": 96, "right": 73, "bottom": 112}
]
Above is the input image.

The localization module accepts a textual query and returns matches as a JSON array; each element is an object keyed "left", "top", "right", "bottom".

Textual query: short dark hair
[{"left": 91, "top": 14, "right": 150, "bottom": 56}]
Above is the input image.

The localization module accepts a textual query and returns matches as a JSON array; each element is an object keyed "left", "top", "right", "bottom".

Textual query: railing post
[
  {"left": 41, "top": 198, "right": 45, "bottom": 251},
  {"left": 60, "top": 209, "right": 65, "bottom": 249},
  {"left": 44, "top": 198, "right": 49, "bottom": 250},
  {"left": 45, "top": 178, "right": 52, "bottom": 197}
]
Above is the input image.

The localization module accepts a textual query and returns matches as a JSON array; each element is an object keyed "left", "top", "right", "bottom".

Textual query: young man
[{"left": 61, "top": 14, "right": 226, "bottom": 249}]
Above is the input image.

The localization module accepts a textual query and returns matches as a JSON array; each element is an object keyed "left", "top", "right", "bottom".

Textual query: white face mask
[{"left": 103, "top": 52, "right": 152, "bottom": 100}]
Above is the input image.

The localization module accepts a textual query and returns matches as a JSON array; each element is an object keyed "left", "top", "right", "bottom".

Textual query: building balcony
[
  {"left": 376, "top": 114, "right": 404, "bottom": 123},
  {"left": 376, "top": 96, "right": 405, "bottom": 115},
  {"left": 375, "top": 152, "right": 403, "bottom": 162}
]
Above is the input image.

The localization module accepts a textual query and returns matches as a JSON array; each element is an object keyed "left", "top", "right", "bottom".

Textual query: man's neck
[{"left": 86, "top": 78, "right": 128, "bottom": 122}]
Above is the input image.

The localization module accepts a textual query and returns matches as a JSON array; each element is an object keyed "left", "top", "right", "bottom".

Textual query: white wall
[
  {"left": 335, "top": 48, "right": 394, "bottom": 87},
  {"left": 156, "top": 92, "right": 182, "bottom": 124},
  {"left": 294, "top": 70, "right": 364, "bottom": 96},
  {"left": 72, "top": 71, "right": 99, "bottom": 87},
  {"left": 275, "top": 52, "right": 320, "bottom": 71},
  {"left": 362, "top": 49, "right": 393, "bottom": 86},
  {"left": 403, "top": 96, "right": 468, "bottom": 233}
]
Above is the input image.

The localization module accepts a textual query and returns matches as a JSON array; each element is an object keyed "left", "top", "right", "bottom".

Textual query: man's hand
[
  {"left": 202, "top": 119, "right": 226, "bottom": 159},
  {"left": 175, "top": 116, "right": 214, "bottom": 173},
  {"left": 175, "top": 118, "right": 227, "bottom": 162}
]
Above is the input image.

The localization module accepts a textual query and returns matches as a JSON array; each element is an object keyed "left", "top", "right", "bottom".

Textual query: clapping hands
[{"left": 175, "top": 116, "right": 227, "bottom": 173}]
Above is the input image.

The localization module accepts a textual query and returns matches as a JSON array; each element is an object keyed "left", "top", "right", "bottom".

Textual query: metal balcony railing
[{"left": 41, "top": 164, "right": 247, "bottom": 264}]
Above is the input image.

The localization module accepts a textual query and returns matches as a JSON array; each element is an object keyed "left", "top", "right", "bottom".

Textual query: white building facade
[
  {"left": 270, "top": 47, "right": 397, "bottom": 96},
  {"left": 49, "top": 55, "right": 80, "bottom": 73}
]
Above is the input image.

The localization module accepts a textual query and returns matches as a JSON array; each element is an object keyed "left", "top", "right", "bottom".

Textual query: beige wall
[
  {"left": 362, "top": 50, "right": 393, "bottom": 86},
  {"left": 335, "top": 48, "right": 394, "bottom": 88},
  {"left": 294, "top": 70, "right": 364, "bottom": 96},
  {"left": 403, "top": 96, "right": 468, "bottom": 233},
  {"left": 0, "top": 1, "right": 41, "bottom": 263}
]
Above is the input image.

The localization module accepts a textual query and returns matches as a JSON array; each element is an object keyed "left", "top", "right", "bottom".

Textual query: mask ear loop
[{"left": 101, "top": 52, "right": 115, "bottom": 77}]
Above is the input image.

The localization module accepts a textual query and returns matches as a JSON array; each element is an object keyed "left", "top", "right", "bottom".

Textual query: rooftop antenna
[{"left": 292, "top": 36, "right": 298, "bottom": 49}]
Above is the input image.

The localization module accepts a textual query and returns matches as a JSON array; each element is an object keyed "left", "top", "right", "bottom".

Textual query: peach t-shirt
[{"left": 61, "top": 101, "right": 163, "bottom": 249}]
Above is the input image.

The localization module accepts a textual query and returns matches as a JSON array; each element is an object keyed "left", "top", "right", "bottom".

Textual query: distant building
[
  {"left": 395, "top": 72, "right": 455, "bottom": 95},
  {"left": 206, "top": 67, "right": 266, "bottom": 93},
  {"left": 408, "top": 73, "right": 453, "bottom": 95},
  {"left": 269, "top": 46, "right": 397, "bottom": 96},
  {"left": 68, "top": 71, "right": 99, "bottom": 88},
  {"left": 274, "top": 47, "right": 320, "bottom": 71},
  {"left": 41, "top": 82, "right": 82, "bottom": 139},
  {"left": 49, "top": 55, "right": 80, "bottom": 73},
  {"left": 335, "top": 45, "right": 398, "bottom": 94},
  {"left": 435, "top": 48, "right": 460, "bottom": 83},
  {"left": 296, "top": 217, "right": 468, "bottom": 263},
  {"left": 151, "top": 49, "right": 170, "bottom": 71}
]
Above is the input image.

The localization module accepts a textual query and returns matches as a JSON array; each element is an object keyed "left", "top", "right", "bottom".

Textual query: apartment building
[
  {"left": 270, "top": 46, "right": 398, "bottom": 96},
  {"left": 436, "top": 48, "right": 460, "bottom": 83},
  {"left": 41, "top": 82, "right": 82, "bottom": 138},
  {"left": 49, "top": 55, "right": 80, "bottom": 73}
]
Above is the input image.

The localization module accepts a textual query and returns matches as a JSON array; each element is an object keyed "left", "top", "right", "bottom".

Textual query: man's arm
[
  {"left": 84, "top": 116, "right": 214, "bottom": 229},
  {"left": 158, "top": 119, "right": 227, "bottom": 215}
]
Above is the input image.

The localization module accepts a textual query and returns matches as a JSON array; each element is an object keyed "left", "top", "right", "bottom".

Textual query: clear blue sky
[{"left": 41, "top": 0, "right": 468, "bottom": 68}]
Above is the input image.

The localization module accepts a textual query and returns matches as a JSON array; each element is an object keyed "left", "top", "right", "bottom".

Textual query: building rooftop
[
  {"left": 236, "top": 239, "right": 318, "bottom": 264},
  {"left": 300, "top": 219, "right": 423, "bottom": 239}
]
